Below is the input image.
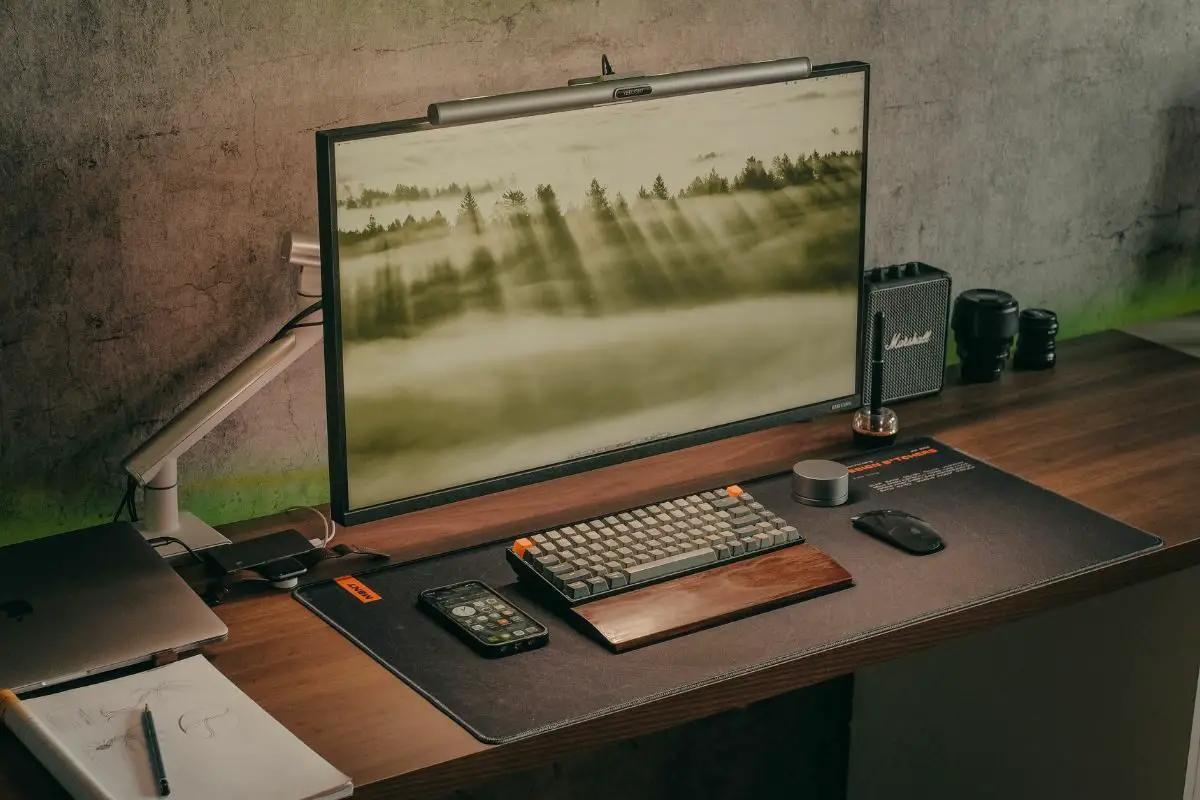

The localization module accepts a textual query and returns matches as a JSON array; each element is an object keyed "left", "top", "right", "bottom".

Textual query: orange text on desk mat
[{"left": 335, "top": 576, "right": 383, "bottom": 603}]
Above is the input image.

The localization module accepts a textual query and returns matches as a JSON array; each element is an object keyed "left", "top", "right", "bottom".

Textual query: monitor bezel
[{"left": 318, "top": 59, "right": 871, "bottom": 527}]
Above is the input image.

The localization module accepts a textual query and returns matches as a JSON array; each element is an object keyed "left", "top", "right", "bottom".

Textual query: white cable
[{"left": 285, "top": 505, "right": 336, "bottom": 548}]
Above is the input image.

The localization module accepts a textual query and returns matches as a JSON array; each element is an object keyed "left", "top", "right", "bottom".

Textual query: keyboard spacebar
[{"left": 622, "top": 548, "right": 717, "bottom": 584}]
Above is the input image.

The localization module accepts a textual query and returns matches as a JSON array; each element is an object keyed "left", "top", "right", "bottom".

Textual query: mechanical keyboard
[{"left": 504, "top": 485, "right": 802, "bottom": 605}]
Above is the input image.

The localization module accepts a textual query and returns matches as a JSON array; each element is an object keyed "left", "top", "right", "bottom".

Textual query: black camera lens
[
  {"left": 1014, "top": 308, "right": 1059, "bottom": 371},
  {"left": 951, "top": 289, "right": 1020, "bottom": 384}
]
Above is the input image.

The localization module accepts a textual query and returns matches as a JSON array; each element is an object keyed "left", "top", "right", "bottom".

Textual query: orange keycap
[
  {"left": 512, "top": 538, "right": 533, "bottom": 557},
  {"left": 726, "top": 485, "right": 744, "bottom": 497}
]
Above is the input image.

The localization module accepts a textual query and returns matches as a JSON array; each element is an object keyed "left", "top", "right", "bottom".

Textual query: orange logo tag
[{"left": 335, "top": 576, "right": 382, "bottom": 603}]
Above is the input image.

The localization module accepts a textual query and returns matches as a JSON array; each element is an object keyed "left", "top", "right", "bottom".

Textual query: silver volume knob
[{"left": 791, "top": 460, "right": 850, "bottom": 507}]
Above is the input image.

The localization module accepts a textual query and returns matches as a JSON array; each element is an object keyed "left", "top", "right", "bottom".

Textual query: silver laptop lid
[{"left": 0, "top": 522, "right": 228, "bottom": 694}]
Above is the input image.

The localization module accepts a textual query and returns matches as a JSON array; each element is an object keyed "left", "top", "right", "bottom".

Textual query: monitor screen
[{"left": 319, "top": 61, "right": 869, "bottom": 525}]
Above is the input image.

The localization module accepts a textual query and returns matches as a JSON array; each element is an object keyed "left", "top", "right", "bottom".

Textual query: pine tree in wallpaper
[{"left": 331, "top": 76, "right": 868, "bottom": 509}]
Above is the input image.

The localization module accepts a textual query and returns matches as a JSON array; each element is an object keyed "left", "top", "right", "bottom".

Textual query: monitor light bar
[{"left": 426, "top": 56, "right": 812, "bottom": 126}]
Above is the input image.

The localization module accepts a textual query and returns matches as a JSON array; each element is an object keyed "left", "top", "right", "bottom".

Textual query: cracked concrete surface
[{"left": 1, "top": 0, "right": 1198, "bottom": 536}]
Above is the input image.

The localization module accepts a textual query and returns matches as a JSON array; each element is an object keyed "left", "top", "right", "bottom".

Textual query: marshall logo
[{"left": 884, "top": 330, "right": 932, "bottom": 350}]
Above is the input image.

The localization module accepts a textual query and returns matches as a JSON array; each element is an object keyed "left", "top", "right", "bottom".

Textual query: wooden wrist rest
[{"left": 568, "top": 543, "right": 853, "bottom": 652}]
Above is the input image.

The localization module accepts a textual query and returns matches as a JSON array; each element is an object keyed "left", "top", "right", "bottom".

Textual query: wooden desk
[{"left": 3, "top": 330, "right": 1199, "bottom": 799}]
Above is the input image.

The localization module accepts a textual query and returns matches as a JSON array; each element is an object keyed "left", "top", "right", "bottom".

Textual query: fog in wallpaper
[{"left": 332, "top": 71, "right": 867, "bottom": 510}]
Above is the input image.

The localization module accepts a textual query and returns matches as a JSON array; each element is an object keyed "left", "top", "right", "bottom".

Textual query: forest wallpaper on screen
[{"left": 332, "top": 74, "right": 867, "bottom": 509}]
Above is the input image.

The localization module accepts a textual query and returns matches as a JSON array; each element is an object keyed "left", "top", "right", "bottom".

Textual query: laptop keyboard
[{"left": 504, "top": 485, "right": 802, "bottom": 605}]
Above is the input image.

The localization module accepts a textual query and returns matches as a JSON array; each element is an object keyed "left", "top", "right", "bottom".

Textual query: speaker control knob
[
  {"left": 905, "top": 262, "right": 921, "bottom": 276},
  {"left": 869, "top": 267, "right": 885, "bottom": 282},
  {"left": 886, "top": 265, "right": 902, "bottom": 280}
]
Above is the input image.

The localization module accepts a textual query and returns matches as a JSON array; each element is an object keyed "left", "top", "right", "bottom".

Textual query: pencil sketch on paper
[
  {"left": 98, "top": 680, "right": 193, "bottom": 721},
  {"left": 178, "top": 706, "right": 239, "bottom": 739},
  {"left": 86, "top": 723, "right": 143, "bottom": 762}
]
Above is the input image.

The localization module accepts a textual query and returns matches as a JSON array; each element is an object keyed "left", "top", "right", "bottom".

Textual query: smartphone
[
  {"left": 207, "top": 529, "right": 314, "bottom": 575},
  {"left": 417, "top": 580, "right": 549, "bottom": 658}
]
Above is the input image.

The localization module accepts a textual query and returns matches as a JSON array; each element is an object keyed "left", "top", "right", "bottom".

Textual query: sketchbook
[{"left": 0, "top": 655, "right": 352, "bottom": 800}]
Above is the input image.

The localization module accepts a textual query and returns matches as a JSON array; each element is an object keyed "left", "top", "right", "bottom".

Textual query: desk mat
[{"left": 293, "top": 438, "right": 1161, "bottom": 744}]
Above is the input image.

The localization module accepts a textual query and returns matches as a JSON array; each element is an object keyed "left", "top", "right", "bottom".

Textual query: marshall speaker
[{"left": 860, "top": 262, "right": 952, "bottom": 406}]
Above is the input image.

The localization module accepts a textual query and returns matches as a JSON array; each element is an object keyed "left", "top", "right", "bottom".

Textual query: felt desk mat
[{"left": 293, "top": 438, "right": 1161, "bottom": 744}]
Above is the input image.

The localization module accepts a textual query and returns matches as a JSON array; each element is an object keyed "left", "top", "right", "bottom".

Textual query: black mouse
[{"left": 851, "top": 509, "right": 945, "bottom": 555}]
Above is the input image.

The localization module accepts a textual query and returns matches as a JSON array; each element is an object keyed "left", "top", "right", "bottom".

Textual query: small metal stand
[{"left": 567, "top": 54, "right": 645, "bottom": 85}]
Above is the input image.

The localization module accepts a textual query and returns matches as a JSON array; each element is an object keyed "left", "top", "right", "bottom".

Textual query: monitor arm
[{"left": 120, "top": 233, "right": 322, "bottom": 556}]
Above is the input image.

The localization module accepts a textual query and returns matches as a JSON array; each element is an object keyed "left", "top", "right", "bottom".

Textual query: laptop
[{"left": 0, "top": 522, "right": 228, "bottom": 694}]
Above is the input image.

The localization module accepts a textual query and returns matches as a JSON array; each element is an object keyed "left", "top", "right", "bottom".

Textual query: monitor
[{"left": 318, "top": 59, "right": 870, "bottom": 526}]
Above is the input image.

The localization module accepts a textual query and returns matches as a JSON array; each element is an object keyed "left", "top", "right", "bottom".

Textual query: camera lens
[
  {"left": 951, "top": 289, "right": 1020, "bottom": 383},
  {"left": 1014, "top": 308, "right": 1059, "bottom": 370}
]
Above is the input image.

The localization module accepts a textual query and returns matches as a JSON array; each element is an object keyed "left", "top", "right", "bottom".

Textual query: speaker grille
[{"left": 862, "top": 271, "right": 951, "bottom": 405}]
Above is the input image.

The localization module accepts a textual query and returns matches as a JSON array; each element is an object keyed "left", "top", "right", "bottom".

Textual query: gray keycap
[
  {"left": 629, "top": 520, "right": 645, "bottom": 530},
  {"left": 565, "top": 581, "right": 590, "bottom": 600},
  {"left": 771, "top": 530, "right": 788, "bottom": 546},
  {"left": 615, "top": 546, "right": 634, "bottom": 558},
  {"left": 660, "top": 523, "right": 677, "bottom": 534},
  {"left": 701, "top": 524, "right": 718, "bottom": 534},
  {"left": 656, "top": 513, "right": 672, "bottom": 523},
  {"left": 749, "top": 502, "right": 765, "bottom": 511},
  {"left": 607, "top": 572, "right": 628, "bottom": 588},
  {"left": 741, "top": 536, "right": 759, "bottom": 552},
  {"left": 633, "top": 508, "right": 649, "bottom": 518},
  {"left": 619, "top": 512, "right": 635, "bottom": 522},
  {"left": 620, "top": 557, "right": 639, "bottom": 568},
  {"left": 692, "top": 539, "right": 711, "bottom": 551},
  {"left": 631, "top": 542, "right": 649, "bottom": 553},
  {"left": 756, "top": 522, "right": 775, "bottom": 533},
  {"left": 584, "top": 529, "right": 602, "bottom": 541},
  {"left": 729, "top": 540, "right": 745, "bottom": 556},
  {"left": 614, "top": 523, "right": 630, "bottom": 534},
  {"left": 586, "top": 553, "right": 605, "bottom": 565},
  {"left": 715, "top": 510, "right": 732, "bottom": 519},
  {"left": 546, "top": 562, "right": 572, "bottom": 577},
  {"left": 732, "top": 525, "right": 757, "bottom": 538},
  {"left": 535, "top": 554, "right": 561, "bottom": 569},
  {"left": 541, "top": 540, "right": 559, "bottom": 553},
  {"left": 604, "top": 516, "right": 619, "bottom": 525},
  {"left": 587, "top": 576, "right": 609, "bottom": 593},
  {"left": 753, "top": 532, "right": 774, "bottom": 549},
  {"left": 615, "top": 534, "right": 633, "bottom": 546},
  {"left": 700, "top": 515, "right": 718, "bottom": 525},
  {"left": 562, "top": 525, "right": 577, "bottom": 535},
  {"left": 712, "top": 496, "right": 740, "bottom": 509},
  {"left": 523, "top": 546, "right": 543, "bottom": 561},
  {"left": 647, "top": 504, "right": 663, "bottom": 513},
  {"left": 587, "top": 542, "right": 606, "bottom": 553},
  {"left": 661, "top": 500, "right": 676, "bottom": 509},
  {"left": 715, "top": 520, "right": 733, "bottom": 530},
  {"left": 663, "top": 545, "right": 682, "bottom": 556},
  {"left": 604, "top": 560, "right": 623, "bottom": 574},
  {"left": 560, "top": 568, "right": 593, "bottom": 584},
  {"left": 557, "top": 549, "right": 576, "bottom": 562},
  {"left": 740, "top": 492, "right": 756, "bottom": 501},
  {"left": 670, "top": 509, "right": 686, "bottom": 519},
  {"left": 649, "top": 548, "right": 667, "bottom": 560},
  {"left": 705, "top": 533, "right": 726, "bottom": 547},
  {"left": 532, "top": 533, "right": 549, "bottom": 545},
  {"left": 701, "top": 491, "right": 718, "bottom": 500},
  {"left": 620, "top": 547, "right": 717, "bottom": 584},
  {"left": 634, "top": 552, "right": 652, "bottom": 564},
  {"left": 568, "top": 535, "right": 587, "bottom": 547},
  {"left": 715, "top": 544, "right": 732, "bottom": 560},
  {"left": 781, "top": 525, "right": 801, "bottom": 542},
  {"left": 686, "top": 494, "right": 702, "bottom": 503}
]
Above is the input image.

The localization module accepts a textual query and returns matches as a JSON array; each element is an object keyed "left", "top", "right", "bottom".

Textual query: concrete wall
[{"left": 2, "top": 0, "right": 1199, "bottom": 539}]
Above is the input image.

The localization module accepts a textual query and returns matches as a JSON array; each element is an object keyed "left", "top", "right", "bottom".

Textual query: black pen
[{"left": 141, "top": 704, "right": 170, "bottom": 796}]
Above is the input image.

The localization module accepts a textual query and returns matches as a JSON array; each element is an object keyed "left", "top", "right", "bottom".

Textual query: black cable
[
  {"left": 113, "top": 476, "right": 136, "bottom": 523},
  {"left": 270, "top": 300, "right": 322, "bottom": 342},
  {"left": 147, "top": 536, "right": 205, "bottom": 566}
]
